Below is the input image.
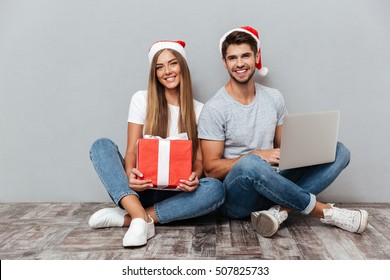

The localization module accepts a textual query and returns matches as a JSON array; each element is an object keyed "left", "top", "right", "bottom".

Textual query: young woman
[{"left": 89, "top": 40, "right": 224, "bottom": 247}]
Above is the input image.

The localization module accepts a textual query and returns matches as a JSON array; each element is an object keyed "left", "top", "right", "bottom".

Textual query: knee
[
  {"left": 90, "top": 138, "right": 116, "bottom": 158},
  {"left": 336, "top": 142, "right": 351, "bottom": 167},
  {"left": 199, "top": 177, "right": 225, "bottom": 204},
  {"left": 233, "top": 154, "right": 271, "bottom": 178}
]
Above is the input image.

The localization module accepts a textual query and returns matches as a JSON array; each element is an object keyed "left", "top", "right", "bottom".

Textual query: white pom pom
[{"left": 258, "top": 67, "right": 268, "bottom": 77}]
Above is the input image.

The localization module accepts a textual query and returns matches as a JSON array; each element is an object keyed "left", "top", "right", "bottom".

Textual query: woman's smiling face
[{"left": 155, "top": 49, "right": 181, "bottom": 91}]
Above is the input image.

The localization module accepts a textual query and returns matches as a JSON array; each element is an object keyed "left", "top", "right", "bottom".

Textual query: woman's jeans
[
  {"left": 220, "top": 142, "right": 351, "bottom": 219},
  {"left": 89, "top": 138, "right": 225, "bottom": 224}
]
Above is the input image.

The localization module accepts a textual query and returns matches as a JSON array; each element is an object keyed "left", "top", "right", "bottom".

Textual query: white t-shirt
[{"left": 127, "top": 90, "right": 204, "bottom": 137}]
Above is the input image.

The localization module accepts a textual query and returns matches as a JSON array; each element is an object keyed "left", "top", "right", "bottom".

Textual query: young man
[{"left": 198, "top": 26, "right": 368, "bottom": 237}]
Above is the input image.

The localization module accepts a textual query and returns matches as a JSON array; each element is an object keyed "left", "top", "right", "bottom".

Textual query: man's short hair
[{"left": 221, "top": 31, "right": 258, "bottom": 58}]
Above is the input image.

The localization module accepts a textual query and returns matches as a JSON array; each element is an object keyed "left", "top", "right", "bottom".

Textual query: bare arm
[
  {"left": 274, "top": 124, "right": 283, "bottom": 149},
  {"left": 192, "top": 141, "right": 204, "bottom": 179},
  {"left": 201, "top": 124, "right": 284, "bottom": 180},
  {"left": 201, "top": 139, "right": 240, "bottom": 180},
  {"left": 124, "top": 123, "right": 143, "bottom": 175}
]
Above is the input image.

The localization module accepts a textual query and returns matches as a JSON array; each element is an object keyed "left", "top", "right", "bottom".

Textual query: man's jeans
[
  {"left": 220, "top": 142, "right": 351, "bottom": 219},
  {"left": 90, "top": 138, "right": 225, "bottom": 224}
]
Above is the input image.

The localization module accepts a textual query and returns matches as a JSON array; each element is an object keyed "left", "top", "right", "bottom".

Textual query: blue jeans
[
  {"left": 89, "top": 138, "right": 225, "bottom": 224},
  {"left": 220, "top": 142, "right": 351, "bottom": 219}
]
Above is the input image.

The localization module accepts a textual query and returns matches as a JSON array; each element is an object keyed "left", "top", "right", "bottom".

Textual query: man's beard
[{"left": 228, "top": 68, "right": 256, "bottom": 84}]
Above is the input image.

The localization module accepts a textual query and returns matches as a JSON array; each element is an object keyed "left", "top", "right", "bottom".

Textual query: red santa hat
[
  {"left": 148, "top": 40, "right": 187, "bottom": 63},
  {"left": 219, "top": 26, "right": 268, "bottom": 77}
]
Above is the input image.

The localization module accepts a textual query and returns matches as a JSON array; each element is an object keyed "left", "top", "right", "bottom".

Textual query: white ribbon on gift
[
  {"left": 143, "top": 133, "right": 189, "bottom": 188},
  {"left": 143, "top": 133, "right": 189, "bottom": 140}
]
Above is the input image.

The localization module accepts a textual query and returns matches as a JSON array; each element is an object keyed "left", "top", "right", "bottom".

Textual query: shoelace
[
  {"left": 268, "top": 207, "right": 284, "bottom": 223},
  {"left": 330, "top": 208, "right": 357, "bottom": 229}
]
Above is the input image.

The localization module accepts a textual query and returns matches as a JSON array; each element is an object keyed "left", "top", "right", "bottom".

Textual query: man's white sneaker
[
  {"left": 88, "top": 207, "right": 127, "bottom": 228},
  {"left": 321, "top": 206, "right": 368, "bottom": 233},
  {"left": 123, "top": 215, "right": 155, "bottom": 247},
  {"left": 251, "top": 205, "right": 288, "bottom": 237}
]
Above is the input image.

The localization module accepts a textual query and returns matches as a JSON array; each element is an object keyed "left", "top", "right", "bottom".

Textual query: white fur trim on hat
[
  {"left": 148, "top": 40, "right": 186, "bottom": 63},
  {"left": 258, "top": 67, "right": 268, "bottom": 77}
]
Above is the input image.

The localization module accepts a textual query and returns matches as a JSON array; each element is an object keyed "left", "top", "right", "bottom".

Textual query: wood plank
[
  {"left": 306, "top": 216, "right": 365, "bottom": 259},
  {"left": 257, "top": 225, "right": 303, "bottom": 260},
  {"left": 0, "top": 203, "right": 389, "bottom": 260},
  {"left": 286, "top": 215, "right": 332, "bottom": 260}
]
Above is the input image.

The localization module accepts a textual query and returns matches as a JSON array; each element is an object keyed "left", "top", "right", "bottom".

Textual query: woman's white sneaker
[
  {"left": 123, "top": 216, "right": 155, "bottom": 247},
  {"left": 321, "top": 206, "right": 368, "bottom": 233},
  {"left": 88, "top": 207, "right": 127, "bottom": 228}
]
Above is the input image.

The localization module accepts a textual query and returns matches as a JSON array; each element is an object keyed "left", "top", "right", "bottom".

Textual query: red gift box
[{"left": 136, "top": 136, "right": 192, "bottom": 190}]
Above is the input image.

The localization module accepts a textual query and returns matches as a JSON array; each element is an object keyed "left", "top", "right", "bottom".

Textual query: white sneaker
[
  {"left": 321, "top": 205, "right": 368, "bottom": 233},
  {"left": 251, "top": 205, "right": 288, "bottom": 237},
  {"left": 88, "top": 207, "right": 127, "bottom": 228},
  {"left": 123, "top": 215, "right": 155, "bottom": 247}
]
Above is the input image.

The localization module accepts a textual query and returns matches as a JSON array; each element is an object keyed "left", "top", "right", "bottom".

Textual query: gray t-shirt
[{"left": 198, "top": 83, "right": 286, "bottom": 159}]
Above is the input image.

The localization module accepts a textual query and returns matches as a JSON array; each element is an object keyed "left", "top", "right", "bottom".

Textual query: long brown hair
[{"left": 144, "top": 49, "right": 198, "bottom": 161}]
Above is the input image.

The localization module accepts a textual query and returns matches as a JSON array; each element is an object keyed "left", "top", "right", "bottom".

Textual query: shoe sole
[
  {"left": 251, "top": 212, "right": 279, "bottom": 237},
  {"left": 123, "top": 237, "right": 147, "bottom": 247},
  {"left": 147, "top": 226, "right": 155, "bottom": 239},
  {"left": 123, "top": 233, "right": 155, "bottom": 247},
  {"left": 356, "top": 210, "right": 369, "bottom": 233}
]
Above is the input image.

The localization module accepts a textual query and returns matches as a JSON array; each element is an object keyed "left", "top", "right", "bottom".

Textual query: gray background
[{"left": 1, "top": 0, "right": 389, "bottom": 203}]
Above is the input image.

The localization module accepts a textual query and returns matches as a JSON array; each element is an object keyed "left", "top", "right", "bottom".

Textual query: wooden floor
[{"left": 0, "top": 202, "right": 389, "bottom": 260}]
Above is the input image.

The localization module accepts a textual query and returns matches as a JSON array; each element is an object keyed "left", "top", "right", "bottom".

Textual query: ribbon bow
[{"left": 143, "top": 133, "right": 189, "bottom": 140}]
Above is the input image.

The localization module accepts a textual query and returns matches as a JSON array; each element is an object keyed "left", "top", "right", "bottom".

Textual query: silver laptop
[{"left": 276, "top": 111, "right": 340, "bottom": 171}]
